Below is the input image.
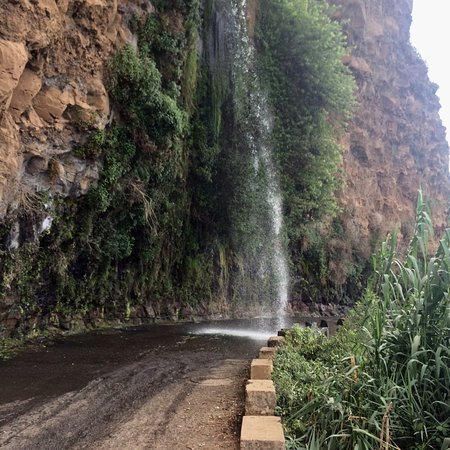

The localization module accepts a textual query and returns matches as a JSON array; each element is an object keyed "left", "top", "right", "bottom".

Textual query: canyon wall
[
  {"left": 0, "top": 0, "right": 448, "bottom": 335},
  {"left": 328, "top": 0, "right": 449, "bottom": 286}
]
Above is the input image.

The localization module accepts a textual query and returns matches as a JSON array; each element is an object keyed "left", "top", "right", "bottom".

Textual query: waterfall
[{"left": 223, "top": 0, "right": 290, "bottom": 319}]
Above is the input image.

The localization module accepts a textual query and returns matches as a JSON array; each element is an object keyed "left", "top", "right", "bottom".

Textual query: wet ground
[{"left": 0, "top": 317, "right": 331, "bottom": 449}]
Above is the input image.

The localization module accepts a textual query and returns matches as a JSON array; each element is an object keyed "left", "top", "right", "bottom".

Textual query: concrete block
[
  {"left": 250, "top": 359, "right": 273, "bottom": 380},
  {"left": 240, "top": 416, "right": 285, "bottom": 449},
  {"left": 259, "top": 346, "right": 276, "bottom": 360},
  {"left": 245, "top": 379, "right": 276, "bottom": 415},
  {"left": 267, "top": 336, "right": 285, "bottom": 348}
]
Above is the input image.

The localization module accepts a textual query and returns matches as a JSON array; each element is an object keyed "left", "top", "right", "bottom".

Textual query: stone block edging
[
  {"left": 240, "top": 334, "right": 287, "bottom": 449},
  {"left": 259, "top": 346, "right": 276, "bottom": 360}
]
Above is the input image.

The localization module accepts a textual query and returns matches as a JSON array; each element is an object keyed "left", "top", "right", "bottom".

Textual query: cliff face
[
  {"left": 0, "top": 0, "right": 448, "bottom": 334},
  {"left": 328, "top": 0, "right": 449, "bottom": 286},
  {"left": 0, "top": 0, "right": 153, "bottom": 221}
]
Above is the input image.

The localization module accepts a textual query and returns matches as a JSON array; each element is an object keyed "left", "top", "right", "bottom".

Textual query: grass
[
  {"left": 0, "top": 337, "right": 20, "bottom": 360},
  {"left": 273, "top": 191, "right": 450, "bottom": 449},
  {"left": 0, "top": 330, "right": 56, "bottom": 360}
]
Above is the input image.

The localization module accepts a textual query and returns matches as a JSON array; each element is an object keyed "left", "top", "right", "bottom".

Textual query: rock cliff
[
  {"left": 0, "top": 0, "right": 448, "bottom": 334},
  {"left": 0, "top": 0, "right": 153, "bottom": 219},
  {"left": 328, "top": 0, "right": 449, "bottom": 287}
]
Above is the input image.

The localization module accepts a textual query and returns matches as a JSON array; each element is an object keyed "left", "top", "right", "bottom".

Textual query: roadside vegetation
[
  {"left": 273, "top": 192, "right": 450, "bottom": 449},
  {"left": 256, "top": 0, "right": 358, "bottom": 304}
]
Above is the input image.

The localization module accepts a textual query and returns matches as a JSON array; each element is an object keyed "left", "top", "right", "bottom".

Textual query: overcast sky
[{"left": 411, "top": 0, "right": 450, "bottom": 146}]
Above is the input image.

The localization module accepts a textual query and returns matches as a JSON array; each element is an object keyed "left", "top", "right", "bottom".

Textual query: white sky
[{"left": 411, "top": 0, "right": 450, "bottom": 146}]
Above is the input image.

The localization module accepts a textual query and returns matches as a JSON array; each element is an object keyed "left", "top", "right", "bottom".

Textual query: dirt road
[{"left": 0, "top": 320, "right": 276, "bottom": 449}]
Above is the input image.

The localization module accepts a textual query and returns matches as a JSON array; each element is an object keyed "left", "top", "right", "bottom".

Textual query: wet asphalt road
[{"left": 0, "top": 317, "right": 329, "bottom": 449}]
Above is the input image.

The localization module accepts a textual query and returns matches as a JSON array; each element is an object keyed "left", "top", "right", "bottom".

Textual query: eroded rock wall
[
  {"left": 328, "top": 0, "right": 449, "bottom": 285},
  {"left": 0, "top": 0, "right": 153, "bottom": 219},
  {"left": 1, "top": 0, "right": 447, "bottom": 247}
]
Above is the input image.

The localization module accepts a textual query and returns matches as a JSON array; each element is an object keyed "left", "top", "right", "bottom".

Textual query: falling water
[{"left": 224, "top": 0, "right": 290, "bottom": 321}]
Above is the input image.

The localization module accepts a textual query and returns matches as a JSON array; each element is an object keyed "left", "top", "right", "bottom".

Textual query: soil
[{"left": 0, "top": 318, "right": 289, "bottom": 449}]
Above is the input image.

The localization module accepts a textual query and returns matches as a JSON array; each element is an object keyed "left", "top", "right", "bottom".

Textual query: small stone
[
  {"left": 250, "top": 359, "right": 272, "bottom": 380},
  {"left": 240, "top": 416, "right": 285, "bottom": 450}
]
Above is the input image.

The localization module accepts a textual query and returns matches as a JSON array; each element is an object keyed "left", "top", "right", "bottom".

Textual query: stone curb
[
  {"left": 240, "top": 334, "right": 287, "bottom": 449},
  {"left": 267, "top": 336, "right": 285, "bottom": 347},
  {"left": 245, "top": 379, "right": 276, "bottom": 415},
  {"left": 239, "top": 321, "right": 343, "bottom": 448},
  {"left": 258, "top": 346, "right": 276, "bottom": 360}
]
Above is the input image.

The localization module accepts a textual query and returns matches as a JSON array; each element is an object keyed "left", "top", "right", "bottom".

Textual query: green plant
[
  {"left": 108, "top": 45, "right": 186, "bottom": 146},
  {"left": 273, "top": 192, "right": 450, "bottom": 449},
  {"left": 256, "top": 0, "right": 355, "bottom": 223},
  {"left": 255, "top": 0, "right": 357, "bottom": 303}
]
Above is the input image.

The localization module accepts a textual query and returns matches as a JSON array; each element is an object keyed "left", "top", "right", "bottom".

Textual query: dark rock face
[{"left": 327, "top": 0, "right": 449, "bottom": 285}]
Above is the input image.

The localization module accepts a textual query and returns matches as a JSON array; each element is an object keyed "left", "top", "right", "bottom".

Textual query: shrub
[
  {"left": 108, "top": 45, "right": 186, "bottom": 146},
  {"left": 256, "top": 0, "right": 357, "bottom": 302},
  {"left": 273, "top": 192, "right": 450, "bottom": 449}
]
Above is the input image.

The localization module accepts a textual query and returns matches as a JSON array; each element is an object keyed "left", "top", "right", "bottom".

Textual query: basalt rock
[
  {"left": 331, "top": 0, "right": 449, "bottom": 278},
  {"left": 0, "top": 0, "right": 153, "bottom": 220}
]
